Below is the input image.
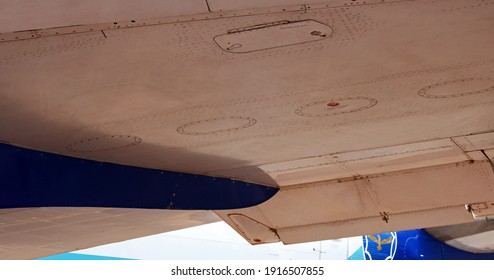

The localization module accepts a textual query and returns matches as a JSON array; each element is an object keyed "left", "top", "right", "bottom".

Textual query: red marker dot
[{"left": 327, "top": 102, "right": 340, "bottom": 107}]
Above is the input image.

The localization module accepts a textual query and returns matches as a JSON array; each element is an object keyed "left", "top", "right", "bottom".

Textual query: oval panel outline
[
  {"left": 66, "top": 135, "right": 142, "bottom": 153},
  {"left": 418, "top": 78, "right": 494, "bottom": 99},
  {"left": 177, "top": 116, "right": 257, "bottom": 136}
]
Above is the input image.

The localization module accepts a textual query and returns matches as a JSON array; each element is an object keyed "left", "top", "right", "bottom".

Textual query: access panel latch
[{"left": 467, "top": 202, "right": 494, "bottom": 220}]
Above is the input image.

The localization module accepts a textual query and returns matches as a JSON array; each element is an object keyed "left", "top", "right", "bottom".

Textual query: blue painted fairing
[
  {"left": 363, "top": 229, "right": 494, "bottom": 260},
  {"left": 0, "top": 143, "right": 277, "bottom": 210}
]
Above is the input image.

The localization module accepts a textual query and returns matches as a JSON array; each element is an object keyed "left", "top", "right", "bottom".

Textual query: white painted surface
[{"left": 75, "top": 222, "right": 364, "bottom": 260}]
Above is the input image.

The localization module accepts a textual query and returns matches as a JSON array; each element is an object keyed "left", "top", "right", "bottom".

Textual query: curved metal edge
[{"left": 0, "top": 143, "right": 278, "bottom": 210}]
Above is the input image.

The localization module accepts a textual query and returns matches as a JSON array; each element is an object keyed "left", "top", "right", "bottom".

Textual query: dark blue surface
[
  {"left": 364, "top": 229, "right": 494, "bottom": 260},
  {"left": 0, "top": 143, "right": 278, "bottom": 210}
]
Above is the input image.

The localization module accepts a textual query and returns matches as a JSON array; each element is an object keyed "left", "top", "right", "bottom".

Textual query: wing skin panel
[
  {"left": 216, "top": 133, "right": 494, "bottom": 244},
  {"left": 0, "top": 0, "right": 209, "bottom": 33},
  {"left": 0, "top": 0, "right": 494, "bottom": 250},
  {"left": 0, "top": 207, "right": 219, "bottom": 259}
]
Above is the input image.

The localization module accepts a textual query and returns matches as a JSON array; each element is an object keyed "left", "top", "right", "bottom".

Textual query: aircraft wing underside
[{"left": 1, "top": 0, "right": 494, "bottom": 258}]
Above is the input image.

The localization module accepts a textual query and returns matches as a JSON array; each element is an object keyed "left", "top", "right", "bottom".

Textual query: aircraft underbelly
[
  {"left": 1, "top": 0, "right": 494, "bottom": 249},
  {"left": 1, "top": 0, "right": 493, "bottom": 181}
]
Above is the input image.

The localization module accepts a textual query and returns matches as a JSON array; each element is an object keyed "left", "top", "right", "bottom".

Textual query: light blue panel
[
  {"left": 347, "top": 246, "right": 365, "bottom": 260},
  {"left": 38, "top": 253, "right": 134, "bottom": 260}
]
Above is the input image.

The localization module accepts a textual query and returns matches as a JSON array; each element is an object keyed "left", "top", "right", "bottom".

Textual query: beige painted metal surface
[
  {"left": 427, "top": 221, "right": 494, "bottom": 253},
  {"left": 0, "top": 0, "right": 209, "bottom": 33},
  {"left": 0, "top": 208, "right": 218, "bottom": 259},
  {"left": 216, "top": 136, "right": 494, "bottom": 244},
  {"left": 470, "top": 202, "right": 494, "bottom": 220},
  {"left": 1, "top": 0, "right": 494, "bottom": 256},
  {"left": 445, "top": 231, "right": 494, "bottom": 254}
]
